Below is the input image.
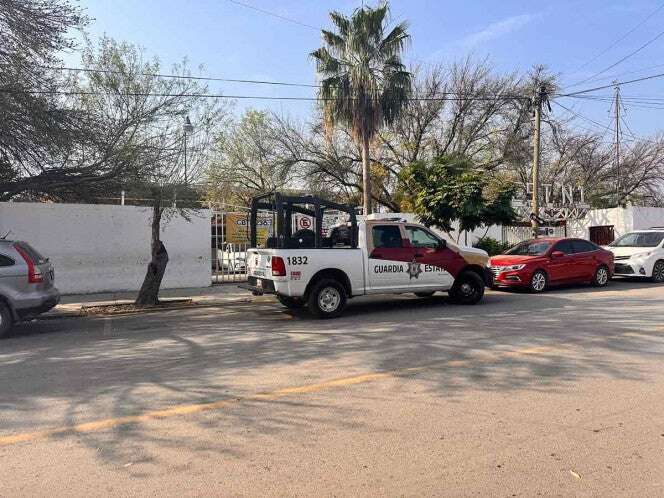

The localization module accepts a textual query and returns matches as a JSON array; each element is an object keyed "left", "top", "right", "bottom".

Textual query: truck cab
[{"left": 245, "top": 193, "right": 492, "bottom": 318}]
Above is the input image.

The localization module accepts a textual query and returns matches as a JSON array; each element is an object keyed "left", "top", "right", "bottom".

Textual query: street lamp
[{"left": 183, "top": 115, "right": 194, "bottom": 184}]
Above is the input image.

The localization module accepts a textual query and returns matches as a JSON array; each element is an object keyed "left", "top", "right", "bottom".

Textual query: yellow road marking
[{"left": 0, "top": 342, "right": 587, "bottom": 448}]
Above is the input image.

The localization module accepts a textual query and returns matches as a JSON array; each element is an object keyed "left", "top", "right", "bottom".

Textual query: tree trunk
[
  {"left": 361, "top": 134, "right": 372, "bottom": 215},
  {"left": 135, "top": 202, "right": 169, "bottom": 306}
]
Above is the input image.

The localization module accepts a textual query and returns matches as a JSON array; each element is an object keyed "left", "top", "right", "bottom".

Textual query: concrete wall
[
  {"left": 568, "top": 206, "right": 664, "bottom": 240},
  {"left": 568, "top": 208, "right": 632, "bottom": 239},
  {"left": 632, "top": 207, "right": 664, "bottom": 230},
  {"left": 0, "top": 202, "right": 211, "bottom": 295}
]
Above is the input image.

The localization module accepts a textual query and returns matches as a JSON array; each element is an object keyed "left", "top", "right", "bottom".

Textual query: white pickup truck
[{"left": 245, "top": 193, "right": 492, "bottom": 318}]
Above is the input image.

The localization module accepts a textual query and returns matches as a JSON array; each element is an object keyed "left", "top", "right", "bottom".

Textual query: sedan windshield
[
  {"left": 505, "top": 240, "right": 553, "bottom": 256},
  {"left": 610, "top": 232, "right": 664, "bottom": 248}
]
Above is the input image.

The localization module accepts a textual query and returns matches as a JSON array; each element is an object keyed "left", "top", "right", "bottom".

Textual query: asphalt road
[{"left": 1, "top": 281, "right": 663, "bottom": 497}]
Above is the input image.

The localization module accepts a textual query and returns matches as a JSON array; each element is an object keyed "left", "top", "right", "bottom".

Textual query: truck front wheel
[
  {"left": 276, "top": 295, "right": 305, "bottom": 309},
  {"left": 449, "top": 271, "right": 485, "bottom": 305},
  {"left": 307, "top": 279, "right": 347, "bottom": 319}
]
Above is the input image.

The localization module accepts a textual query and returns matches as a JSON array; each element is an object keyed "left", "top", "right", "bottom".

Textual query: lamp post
[{"left": 183, "top": 115, "right": 194, "bottom": 184}]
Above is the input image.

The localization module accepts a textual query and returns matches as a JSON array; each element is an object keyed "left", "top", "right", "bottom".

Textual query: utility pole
[
  {"left": 531, "top": 84, "right": 545, "bottom": 239},
  {"left": 613, "top": 82, "right": 621, "bottom": 205}
]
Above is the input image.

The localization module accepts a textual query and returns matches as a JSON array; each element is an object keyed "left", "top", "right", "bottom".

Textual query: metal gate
[{"left": 211, "top": 206, "right": 252, "bottom": 284}]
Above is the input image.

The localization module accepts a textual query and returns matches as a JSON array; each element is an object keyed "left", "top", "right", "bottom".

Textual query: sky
[{"left": 65, "top": 0, "right": 664, "bottom": 139}]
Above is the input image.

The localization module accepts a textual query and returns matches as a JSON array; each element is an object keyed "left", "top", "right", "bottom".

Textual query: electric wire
[
  {"left": 565, "top": 2, "right": 664, "bottom": 80},
  {"left": 224, "top": 0, "right": 319, "bottom": 30},
  {"left": 567, "top": 27, "right": 664, "bottom": 88}
]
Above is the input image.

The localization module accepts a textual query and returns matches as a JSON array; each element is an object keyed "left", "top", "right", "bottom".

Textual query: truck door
[
  {"left": 405, "top": 225, "right": 456, "bottom": 289},
  {"left": 368, "top": 224, "right": 413, "bottom": 291}
]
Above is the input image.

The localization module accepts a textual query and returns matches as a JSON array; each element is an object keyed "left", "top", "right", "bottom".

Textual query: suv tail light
[
  {"left": 14, "top": 244, "right": 44, "bottom": 283},
  {"left": 271, "top": 256, "right": 287, "bottom": 277}
]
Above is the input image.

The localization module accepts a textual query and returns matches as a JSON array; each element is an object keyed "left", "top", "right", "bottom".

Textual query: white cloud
[{"left": 457, "top": 14, "right": 536, "bottom": 49}]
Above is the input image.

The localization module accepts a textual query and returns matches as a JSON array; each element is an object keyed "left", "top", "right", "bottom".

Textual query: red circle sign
[{"left": 299, "top": 217, "right": 312, "bottom": 229}]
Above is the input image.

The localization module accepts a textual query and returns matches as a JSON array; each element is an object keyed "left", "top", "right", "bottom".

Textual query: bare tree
[
  {"left": 207, "top": 110, "right": 302, "bottom": 205},
  {"left": 73, "top": 37, "right": 225, "bottom": 305}
]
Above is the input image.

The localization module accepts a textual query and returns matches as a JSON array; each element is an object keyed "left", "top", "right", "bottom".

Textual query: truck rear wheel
[
  {"left": 449, "top": 271, "right": 485, "bottom": 305},
  {"left": 307, "top": 279, "right": 347, "bottom": 319},
  {"left": 276, "top": 295, "right": 305, "bottom": 309}
]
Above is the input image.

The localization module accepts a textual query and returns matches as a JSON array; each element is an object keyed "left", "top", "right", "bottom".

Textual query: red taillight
[
  {"left": 271, "top": 256, "right": 286, "bottom": 277},
  {"left": 14, "top": 244, "right": 43, "bottom": 283}
]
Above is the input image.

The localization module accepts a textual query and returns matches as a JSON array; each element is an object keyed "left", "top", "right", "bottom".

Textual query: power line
[
  {"left": 0, "top": 87, "right": 530, "bottom": 102},
  {"left": 225, "top": 0, "right": 318, "bottom": 31},
  {"left": 557, "top": 71, "right": 664, "bottom": 97},
  {"left": 566, "top": 2, "right": 664, "bottom": 77},
  {"left": 567, "top": 27, "right": 664, "bottom": 88},
  {"left": 553, "top": 100, "right": 660, "bottom": 145},
  {"left": 40, "top": 65, "right": 321, "bottom": 88},
  {"left": 564, "top": 62, "right": 664, "bottom": 90}
]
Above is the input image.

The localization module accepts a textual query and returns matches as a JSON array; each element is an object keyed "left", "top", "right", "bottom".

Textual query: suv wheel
[
  {"left": 449, "top": 271, "right": 485, "bottom": 305},
  {"left": 592, "top": 265, "right": 610, "bottom": 287},
  {"left": 307, "top": 279, "right": 347, "bottom": 318},
  {"left": 529, "top": 270, "right": 547, "bottom": 293},
  {"left": 277, "top": 295, "right": 305, "bottom": 309},
  {"left": 0, "top": 302, "right": 13, "bottom": 339},
  {"left": 653, "top": 260, "right": 664, "bottom": 283}
]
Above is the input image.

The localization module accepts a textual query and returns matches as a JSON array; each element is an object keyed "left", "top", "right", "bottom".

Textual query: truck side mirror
[{"left": 438, "top": 239, "right": 447, "bottom": 250}]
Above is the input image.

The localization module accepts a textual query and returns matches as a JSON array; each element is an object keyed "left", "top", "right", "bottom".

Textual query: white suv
[{"left": 605, "top": 229, "right": 664, "bottom": 282}]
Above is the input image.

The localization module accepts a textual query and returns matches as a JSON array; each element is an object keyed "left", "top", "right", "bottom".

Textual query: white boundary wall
[
  {"left": 568, "top": 207, "right": 664, "bottom": 239},
  {"left": 0, "top": 202, "right": 211, "bottom": 294}
]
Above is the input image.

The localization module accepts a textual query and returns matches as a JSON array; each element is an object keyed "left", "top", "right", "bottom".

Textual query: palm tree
[{"left": 311, "top": 3, "right": 411, "bottom": 214}]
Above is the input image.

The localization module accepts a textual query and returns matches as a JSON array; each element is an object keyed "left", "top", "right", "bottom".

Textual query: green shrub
[{"left": 473, "top": 237, "right": 511, "bottom": 256}]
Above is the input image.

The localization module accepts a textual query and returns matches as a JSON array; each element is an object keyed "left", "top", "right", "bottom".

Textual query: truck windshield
[
  {"left": 505, "top": 240, "right": 553, "bottom": 256},
  {"left": 610, "top": 232, "right": 664, "bottom": 248}
]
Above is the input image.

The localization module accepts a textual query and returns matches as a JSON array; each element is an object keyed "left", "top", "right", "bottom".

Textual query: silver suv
[{"left": 0, "top": 240, "right": 60, "bottom": 338}]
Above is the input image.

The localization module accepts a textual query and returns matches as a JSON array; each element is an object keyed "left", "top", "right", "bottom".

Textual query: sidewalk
[{"left": 48, "top": 283, "right": 252, "bottom": 317}]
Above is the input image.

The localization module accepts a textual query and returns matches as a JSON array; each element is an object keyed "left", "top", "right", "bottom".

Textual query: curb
[{"left": 38, "top": 295, "right": 256, "bottom": 320}]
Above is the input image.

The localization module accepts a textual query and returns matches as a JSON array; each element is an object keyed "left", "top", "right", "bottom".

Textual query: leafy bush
[{"left": 474, "top": 237, "right": 511, "bottom": 256}]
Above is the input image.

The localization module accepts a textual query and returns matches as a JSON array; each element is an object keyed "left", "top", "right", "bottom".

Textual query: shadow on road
[{"left": 1, "top": 279, "right": 663, "bottom": 473}]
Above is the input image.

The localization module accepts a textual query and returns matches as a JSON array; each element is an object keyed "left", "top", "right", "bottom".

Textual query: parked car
[
  {"left": 489, "top": 237, "right": 614, "bottom": 293},
  {"left": 245, "top": 193, "right": 492, "bottom": 318},
  {"left": 212, "top": 243, "right": 247, "bottom": 273},
  {"left": 605, "top": 229, "right": 664, "bottom": 283},
  {"left": 0, "top": 240, "right": 60, "bottom": 337}
]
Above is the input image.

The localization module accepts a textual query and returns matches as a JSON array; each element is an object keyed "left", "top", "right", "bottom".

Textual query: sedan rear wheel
[
  {"left": 593, "top": 265, "right": 610, "bottom": 287},
  {"left": 653, "top": 260, "right": 664, "bottom": 283}
]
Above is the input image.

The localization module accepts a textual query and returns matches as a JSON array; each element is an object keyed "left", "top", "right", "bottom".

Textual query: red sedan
[{"left": 489, "top": 238, "right": 614, "bottom": 292}]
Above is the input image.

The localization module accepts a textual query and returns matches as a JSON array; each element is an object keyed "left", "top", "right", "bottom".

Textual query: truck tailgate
[{"left": 247, "top": 249, "right": 271, "bottom": 278}]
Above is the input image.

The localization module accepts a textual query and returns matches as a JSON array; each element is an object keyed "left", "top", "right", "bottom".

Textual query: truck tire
[
  {"left": 277, "top": 295, "right": 305, "bottom": 309},
  {"left": 449, "top": 271, "right": 485, "bottom": 305},
  {"left": 0, "top": 302, "right": 13, "bottom": 339},
  {"left": 307, "top": 278, "right": 347, "bottom": 319}
]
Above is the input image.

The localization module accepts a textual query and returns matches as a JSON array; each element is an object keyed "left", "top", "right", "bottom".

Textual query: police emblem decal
[{"left": 407, "top": 260, "right": 422, "bottom": 279}]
